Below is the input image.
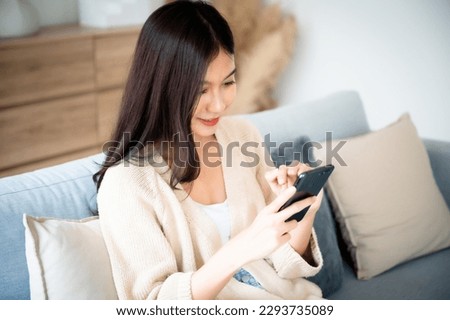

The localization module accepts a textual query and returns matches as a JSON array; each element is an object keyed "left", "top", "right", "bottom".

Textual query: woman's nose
[{"left": 208, "top": 91, "right": 226, "bottom": 112}]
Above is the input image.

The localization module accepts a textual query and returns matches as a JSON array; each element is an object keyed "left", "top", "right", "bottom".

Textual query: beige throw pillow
[
  {"left": 314, "top": 114, "right": 450, "bottom": 279},
  {"left": 23, "top": 215, "right": 118, "bottom": 299}
]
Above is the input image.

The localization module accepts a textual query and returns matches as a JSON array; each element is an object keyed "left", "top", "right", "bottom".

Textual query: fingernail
[{"left": 287, "top": 186, "right": 296, "bottom": 193}]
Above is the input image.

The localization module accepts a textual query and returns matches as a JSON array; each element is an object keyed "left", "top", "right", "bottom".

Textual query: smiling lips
[{"left": 199, "top": 117, "right": 220, "bottom": 126}]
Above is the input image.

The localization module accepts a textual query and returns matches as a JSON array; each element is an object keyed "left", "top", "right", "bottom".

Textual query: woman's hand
[
  {"left": 288, "top": 189, "right": 323, "bottom": 258},
  {"left": 265, "top": 161, "right": 312, "bottom": 195},
  {"left": 191, "top": 182, "right": 319, "bottom": 300},
  {"left": 229, "top": 186, "right": 316, "bottom": 266},
  {"left": 265, "top": 161, "right": 324, "bottom": 257}
]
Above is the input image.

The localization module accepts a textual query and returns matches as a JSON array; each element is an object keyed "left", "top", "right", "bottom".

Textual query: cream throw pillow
[
  {"left": 23, "top": 215, "right": 118, "bottom": 299},
  {"left": 314, "top": 114, "right": 450, "bottom": 279}
]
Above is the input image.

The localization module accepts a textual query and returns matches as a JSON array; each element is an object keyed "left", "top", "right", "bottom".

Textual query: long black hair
[{"left": 93, "top": 0, "right": 234, "bottom": 190}]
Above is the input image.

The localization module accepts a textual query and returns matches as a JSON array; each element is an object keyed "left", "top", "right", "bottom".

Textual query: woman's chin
[{"left": 192, "top": 128, "right": 217, "bottom": 143}]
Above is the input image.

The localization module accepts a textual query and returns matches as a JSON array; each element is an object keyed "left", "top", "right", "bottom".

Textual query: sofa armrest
[{"left": 423, "top": 138, "right": 450, "bottom": 208}]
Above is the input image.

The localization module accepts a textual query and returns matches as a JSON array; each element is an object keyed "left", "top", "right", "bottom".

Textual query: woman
[{"left": 95, "top": 0, "right": 323, "bottom": 300}]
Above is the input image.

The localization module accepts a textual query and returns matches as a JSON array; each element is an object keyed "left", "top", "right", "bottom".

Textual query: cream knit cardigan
[{"left": 98, "top": 117, "right": 323, "bottom": 300}]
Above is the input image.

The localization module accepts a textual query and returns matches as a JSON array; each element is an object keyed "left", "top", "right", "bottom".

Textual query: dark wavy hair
[{"left": 93, "top": 0, "right": 234, "bottom": 190}]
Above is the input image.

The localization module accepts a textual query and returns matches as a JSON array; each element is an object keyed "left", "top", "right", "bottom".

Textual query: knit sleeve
[
  {"left": 268, "top": 229, "right": 323, "bottom": 279},
  {"left": 246, "top": 121, "right": 323, "bottom": 279},
  {"left": 97, "top": 164, "right": 193, "bottom": 300}
]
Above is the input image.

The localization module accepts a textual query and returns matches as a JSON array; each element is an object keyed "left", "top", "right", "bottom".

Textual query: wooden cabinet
[
  {"left": 0, "top": 25, "right": 140, "bottom": 177},
  {"left": 0, "top": 38, "right": 95, "bottom": 107},
  {"left": 97, "top": 89, "right": 122, "bottom": 143},
  {"left": 95, "top": 33, "right": 137, "bottom": 89}
]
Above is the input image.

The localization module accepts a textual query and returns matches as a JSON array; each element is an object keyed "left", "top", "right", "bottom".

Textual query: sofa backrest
[
  {"left": 0, "top": 90, "right": 369, "bottom": 299},
  {"left": 0, "top": 154, "right": 104, "bottom": 299},
  {"left": 241, "top": 90, "right": 370, "bottom": 143}
]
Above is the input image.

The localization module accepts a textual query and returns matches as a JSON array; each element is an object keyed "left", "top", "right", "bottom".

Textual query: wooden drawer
[
  {"left": 0, "top": 93, "right": 97, "bottom": 170},
  {"left": 95, "top": 32, "right": 139, "bottom": 89},
  {"left": 97, "top": 88, "right": 123, "bottom": 144},
  {"left": 0, "top": 38, "right": 95, "bottom": 108}
]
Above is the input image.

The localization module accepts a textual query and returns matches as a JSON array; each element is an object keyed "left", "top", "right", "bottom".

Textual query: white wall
[{"left": 271, "top": 0, "right": 450, "bottom": 141}]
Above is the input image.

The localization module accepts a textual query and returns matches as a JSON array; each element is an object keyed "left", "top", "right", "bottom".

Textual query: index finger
[{"left": 266, "top": 186, "right": 297, "bottom": 213}]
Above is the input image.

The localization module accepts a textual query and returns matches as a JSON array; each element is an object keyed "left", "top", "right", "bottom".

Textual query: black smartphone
[{"left": 279, "top": 164, "right": 335, "bottom": 222}]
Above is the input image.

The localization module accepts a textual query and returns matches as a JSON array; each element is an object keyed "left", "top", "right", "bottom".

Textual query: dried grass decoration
[{"left": 213, "top": 0, "right": 297, "bottom": 114}]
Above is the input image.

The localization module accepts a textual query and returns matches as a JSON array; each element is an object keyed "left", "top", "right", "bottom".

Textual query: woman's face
[{"left": 191, "top": 49, "right": 236, "bottom": 142}]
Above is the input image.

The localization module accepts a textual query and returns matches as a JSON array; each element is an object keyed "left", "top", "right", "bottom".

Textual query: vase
[
  {"left": 78, "top": 0, "right": 164, "bottom": 28},
  {"left": 0, "top": 0, "right": 40, "bottom": 38}
]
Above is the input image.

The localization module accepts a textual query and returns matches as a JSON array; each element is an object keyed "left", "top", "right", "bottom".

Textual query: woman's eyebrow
[
  {"left": 224, "top": 68, "right": 237, "bottom": 80},
  {"left": 203, "top": 68, "right": 237, "bottom": 84}
]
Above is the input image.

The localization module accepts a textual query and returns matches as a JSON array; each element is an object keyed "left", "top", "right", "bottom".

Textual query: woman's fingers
[
  {"left": 277, "top": 165, "right": 288, "bottom": 186},
  {"left": 283, "top": 219, "right": 299, "bottom": 233},
  {"left": 283, "top": 162, "right": 313, "bottom": 188},
  {"left": 265, "top": 168, "right": 279, "bottom": 182},
  {"left": 265, "top": 168, "right": 282, "bottom": 192},
  {"left": 266, "top": 186, "right": 316, "bottom": 220},
  {"left": 265, "top": 162, "right": 315, "bottom": 195},
  {"left": 278, "top": 196, "right": 316, "bottom": 222},
  {"left": 266, "top": 186, "right": 296, "bottom": 213}
]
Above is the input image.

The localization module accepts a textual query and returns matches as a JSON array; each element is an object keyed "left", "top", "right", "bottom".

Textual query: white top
[{"left": 194, "top": 200, "right": 231, "bottom": 244}]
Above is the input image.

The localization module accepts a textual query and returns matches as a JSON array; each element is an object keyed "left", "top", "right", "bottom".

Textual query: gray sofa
[{"left": 1, "top": 91, "right": 449, "bottom": 299}]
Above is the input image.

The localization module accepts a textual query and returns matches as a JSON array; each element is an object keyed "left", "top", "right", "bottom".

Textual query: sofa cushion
[
  {"left": 315, "top": 114, "right": 450, "bottom": 279},
  {"left": 23, "top": 215, "right": 117, "bottom": 299},
  {"left": 269, "top": 136, "right": 343, "bottom": 297},
  {"left": 0, "top": 153, "right": 103, "bottom": 299},
  {"left": 329, "top": 247, "right": 450, "bottom": 299}
]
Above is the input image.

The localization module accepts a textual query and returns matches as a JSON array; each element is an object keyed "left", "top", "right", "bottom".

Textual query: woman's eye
[
  {"left": 200, "top": 88, "right": 208, "bottom": 95},
  {"left": 224, "top": 80, "right": 236, "bottom": 86}
]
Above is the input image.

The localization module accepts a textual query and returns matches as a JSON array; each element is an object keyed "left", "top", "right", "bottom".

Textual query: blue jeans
[{"left": 233, "top": 268, "right": 263, "bottom": 289}]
